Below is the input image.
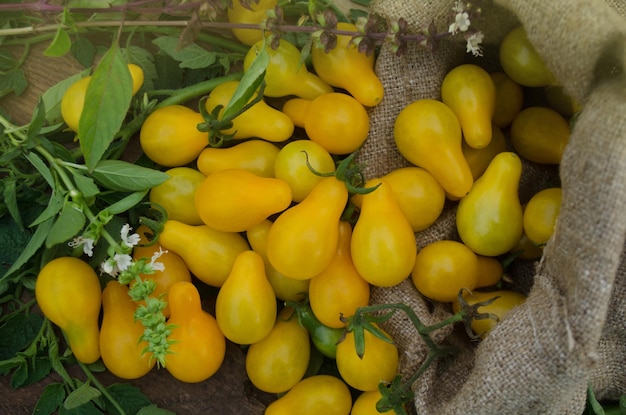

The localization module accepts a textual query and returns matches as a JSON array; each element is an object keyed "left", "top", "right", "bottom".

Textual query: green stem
[
  {"left": 78, "top": 360, "right": 127, "bottom": 415},
  {"left": 0, "top": 298, "right": 37, "bottom": 322},
  {"left": 46, "top": 321, "right": 76, "bottom": 389},
  {"left": 155, "top": 71, "right": 244, "bottom": 108},
  {"left": 34, "top": 144, "right": 121, "bottom": 249}
]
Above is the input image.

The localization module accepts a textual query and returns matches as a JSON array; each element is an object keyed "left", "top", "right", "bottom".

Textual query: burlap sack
[{"left": 359, "top": 0, "right": 626, "bottom": 413}]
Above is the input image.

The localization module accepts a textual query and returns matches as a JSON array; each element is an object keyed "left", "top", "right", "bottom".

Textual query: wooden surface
[{"left": 0, "top": 341, "right": 274, "bottom": 414}]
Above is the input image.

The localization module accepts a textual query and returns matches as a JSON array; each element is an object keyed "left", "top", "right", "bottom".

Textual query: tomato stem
[{"left": 77, "top": 360, "right": 129, "bottom": 415}]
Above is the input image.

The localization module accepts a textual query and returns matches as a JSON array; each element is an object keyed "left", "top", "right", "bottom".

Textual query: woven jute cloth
[{"left": 358, "top": 0, "right": 626, "bottom": 413}]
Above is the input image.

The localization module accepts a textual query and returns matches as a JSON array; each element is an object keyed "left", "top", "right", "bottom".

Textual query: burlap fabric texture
[{"left": 357, "top": 0, "right": 626, "bottom": 414}]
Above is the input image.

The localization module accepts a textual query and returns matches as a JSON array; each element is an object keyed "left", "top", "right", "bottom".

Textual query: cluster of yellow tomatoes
[{"left": 39, "top": 1, "right": 580, "bottom": 412}]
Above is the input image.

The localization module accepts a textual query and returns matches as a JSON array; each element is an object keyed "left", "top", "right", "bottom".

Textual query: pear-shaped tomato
[
  {"left": 379, "top": 166, "right": 446, "bottom": 232},
  {"left": 311, "top": 22, "right": 384, "bottom": 107},
  {"left": 157, "top": 220, "right": 250, "bottom": 287},
  {"left": 523, "top": 187, "right": 562, "bottom": 245},
  {"left": 165, "top": 281, "right": 226, "bottom": 383},
  {"left": 441, "top": 64, "right": 496, "bottom": 149},
  {"left": 215, "top": 250, "right": 277, "bottom": 344},
  {"left": 456, "top": 152, "right": 524, "bottom": 256},
  {"left": 264, "top": 375, "right": 352, "bottom": 415},
  {"left": 227, "top": 0, "right": 277, "bottom": 46},
  {"left": 132, "top": 225, "right": 192, "bottom": 317},
  {"left": 35, "top": 257, "right": 101, "bottom": 364},
  {"left": 462, "top": 125, "right": 507, "bottom": 181},
  {"left": 336, "top": 324, "right": 399, "bottom": 392},
  {"left": 149, "top": 167, "right": 205, "bottom": 226},
  {"left": 309, "top": 221, "right": 370, "bottom": 328},
  {"left": 273, "top": 139, "right": 336, "bottom": 203},
  {"left": 304, "top": 92, "right": 370, "bottom": 155},
  {"left": 267, "top": 176, "right": 348, "bottom": 280},
  {"left": 394, "top": 99, "right": 473, "bottom": 199},
  {"left": 139, "top": 105, "right": 208, "bottom": 167},
  {"left": 195, "top": 169, "right": 292, "bottom": 233},
  {"left": 411, "top": 240, "right": 479, "bottom": 303},
  {"left": 490, "top": 71, "right": 524, "bottom": 129},
  {"left": 245, "top": 307, "right": 310, "bottom": 393},
  {"left": 510, "top": 106, "right": 570, "bottom": 165},
  {"left": 243, "top": 38, "right": 333, "bottom": 99},
  {"left": 204, "top": 80, "right": 294, "bottom": 143},
  {"left": 246, "top": 220, "right": 310, "bottom": 302},
  {"left": 196, "top": 139, "right": 280, "bottom": 178},
  {"left": 475, "top": 255, "right": 504, "bottom": 288},
  {"left": 351, "top": 180, "right": 417, "bottom": 287},
  {"left": 499, "top": 26, "right": 555, "bottom": 87},
  {"left": 452, "top": 289, "right": 526, "bottom": 338},
  {"left": 100, "top": 281, "right": 155, "bottom": 379}
]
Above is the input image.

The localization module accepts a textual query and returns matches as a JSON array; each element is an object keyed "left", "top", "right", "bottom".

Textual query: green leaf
[
  {"left": 19, "top": 356, "right": 52, "bottom": 387},
  {"left": 125, "top": 46, "right": 156, "bottom": 92},
  {"left": 136, "top": 405, "right": 176, "bottom": 415},
  {"left": 59, "top": 400, "right": 103, "bottom": 415},
  {"left": 10, "top": 359, "right": 28, "bottom": 388},
  {"left": 72, "top": 172, "right": 101, "bottom": 199},
  {"left": 71, "top": 36, "right": 97, "bottom": 68},
  {"left": 91, "top": 160, "right": 169, "bottom": 192},
  {"left": 45, "top": 203, "right": 86, "bottom": 248},
  {"left": 30, "top": 190, "right": 64, "bottom": 227},
  {"left": 106, "top": 190, "right": 148, "bottom": 215},
  {"left": 27, "top": 98, "right": 47, "bottom": 140},
  {"left": 0, "top": 49, "right": 16, "bottom": 71},
  {"left": 0, "top": 148, "right": 20, "bottom": 165},
  {"left": 587, "top": 383, "right": 606, "bottom": 415},
  {"left": 1, "top": 217, "right": 53, "bottom": 281},
  {"left": 41, "top": 69, "right": 91, "bottom": 124},
  {"left": 33, "top": 382, "right": 66, "bottom": 415},
  {"left": 105, "top": 383, "right": 152, "bottom": 415},
  {"left": 64, "top": 382, "right": 102, "bottom": 410},
  {"left": 152, "top": 36, "right": 217, "bottom": 69},
  {"left": 221, "top": 43, "right": 268, "bottom": 121},
  {"left": 44, "top": 27, "right": 72, "bottom": 57},
  {"left": 78, "top": 45, "right": 133, "bottom": 171},
  {"left": 0, "top": 355, "right": 24, "bottom": 375},
  {"left": 0, "top": 313, "right": 43, "bottom": 360},
  {"left": 25, "top": 152, "right": 55, "bottom": 189},
  {"left": 0, "top": 68, "right": 27, "bottom": 98},
  {"left": 2, "top": 177, "right": 22, "bottom": 229}
]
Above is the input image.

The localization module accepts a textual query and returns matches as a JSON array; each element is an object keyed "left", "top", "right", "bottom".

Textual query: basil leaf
[
  {"left": 91, "top": 160, "right": 169, "bottom": 192},
  {"left": 78, "top": 45, "right": 133, "bottom": 171}
]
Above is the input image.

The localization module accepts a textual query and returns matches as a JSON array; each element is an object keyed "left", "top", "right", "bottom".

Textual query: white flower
[
  {"left": 68, "top": 236, "right": 95, "bottom": 257},
  {"left": 149, "top": 247, "right": 167, "bottom": 272},
  {"left": 120, "top": 224, "right": 141, "bottom": 248},
  {"left": 101, "top": 257, "right": 119, "bottom": 276},
  {"left": 101, "top": 253, "right": 133, "bottom": 277},
  {"left": 115, "top": 253, "right": 133, "bottom": 272},
  {"left": 449, "top": 11, "right": 471, "bottom": 34},
  {"left": 452, "top": 0, "right": 465, "bottom": 13},
  {"left": 466, "top": 31, "right": 485, "bottom": 56}
]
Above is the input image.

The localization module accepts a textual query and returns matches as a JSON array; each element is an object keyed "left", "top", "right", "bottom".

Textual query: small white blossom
[
  {"left": 120, "top": 224, "right": 141, "bottom": 249},
  {"left": 115, "top": 253, "right": 133, "bottom": 272},
  {"left": 101, "top": 253, "right": 133, "bottom": 277},
  {"left": 68, "top": 236, "right": 95, "bottom": 257},
  {"left": 449, "top": 11, "right": 471, "bottom": 34},
  {"left": 466, "top": 31, "right": 485, "bottom": 56},
  {"left": 452, "top": 0, "right": 465, "bottom": 13},
  {"left": 149, "top": 248, "right": 167, "bottom": 272},
  {"left": 101, "top": 257, "right": 118, "bottom": 276}
]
